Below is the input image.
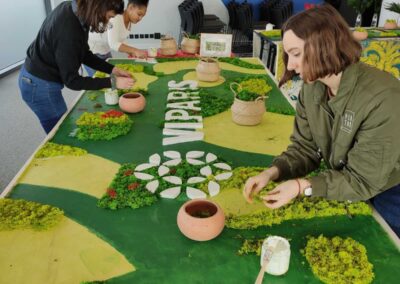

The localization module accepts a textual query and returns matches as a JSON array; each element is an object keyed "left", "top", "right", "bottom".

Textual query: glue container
[{"left": 260, "top": 236, "right": 290, "bottom": 275}]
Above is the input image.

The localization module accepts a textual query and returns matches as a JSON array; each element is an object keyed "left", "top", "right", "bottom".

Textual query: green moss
[
  {"left": 76, "top": 110, "right": 133, "bottom": 141},
  {"left": 260, "top": 30, "right": 282, "bottom": 39},
  {"left": 217, "top": 57, "right": 265, "bottom": 69},
  {"left": 35, "top": 142, "right": 87, "bottom": 158},
  {"left": 0, "top": 199, "right": 64, "bottom": 231},
  {"left": 303, "top": 235, "right": 374, "bottom": 284},
  {"left": 237, "top": 238, "right": 264, "bottom": 256}
]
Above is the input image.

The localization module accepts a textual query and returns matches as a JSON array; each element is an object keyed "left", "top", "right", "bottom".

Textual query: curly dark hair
[
  {"left": 128, "top": 0, "right": 149, "bottom": 6},
  {"left": 77, "top": 0, "right": 124, "bottom": 33}
]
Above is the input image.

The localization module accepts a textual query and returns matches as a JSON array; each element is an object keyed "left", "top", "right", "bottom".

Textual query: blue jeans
[
  {"left": 18, "top": 65, "right": 66, "bottom": 134},
  {"left": 83, "top": 52, "right": 112, "bottom": 77},
  {"left": 372, "top": 184, "right": 400, "bottom": 237}
]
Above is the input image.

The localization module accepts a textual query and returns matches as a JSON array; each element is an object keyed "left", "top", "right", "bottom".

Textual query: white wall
[
  {"left": 379, "top": 0, "right": 400, "bottom": 26},
  {"left": 0, "top": 0, "right": 47, "bottom": 74}
]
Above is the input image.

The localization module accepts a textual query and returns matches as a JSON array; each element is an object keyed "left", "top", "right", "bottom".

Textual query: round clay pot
[
  {"left": 384, "top": 22, "right": 398, "bottom": 29},
  {"left": 181, "top": 37, "right": 200, "bottom": 54},
  {"left": 353, "top": 31, "right": 368, "bottom": 41},
  {"left": 177, "top": 199, "right": 225, "bottom": 241},
  {"left": 119, "top": 92, "right": 146, "bottom": 113},
  {"left": 196, "top": 57, "right": 221, "bottom": 82},
  {"left": 160, "top": 36, "right": 178, "bottom": 56}
]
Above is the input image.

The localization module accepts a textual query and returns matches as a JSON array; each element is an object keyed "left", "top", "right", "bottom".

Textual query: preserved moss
[
  {"left": 0, "top": 199, "right": 64, "bottom": 231},
  {"left": 35, "top": 142, "right": 87, "bottom": 158},
  {"left": 303, "top": 235, "right": 374, "bottom": 284}
]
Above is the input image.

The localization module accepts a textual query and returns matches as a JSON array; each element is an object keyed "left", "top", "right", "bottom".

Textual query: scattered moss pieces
[
  {"left": 302, "top": 235, "right": 374, "bottom": 284},
  {"left": 237, "top": 238, "right": 264, "bottom": 256},
  {"left": 0, "top": 199, "right": 64, "bottom": 231},
  {"left": 218, "top": 57, "right": 265, "bottom": 69},
  {"left": 35, "top": 142, "right": 87, "bottom": 159},
  {"left": 76, "top": 110, "right": 133, "bottom": 141}
]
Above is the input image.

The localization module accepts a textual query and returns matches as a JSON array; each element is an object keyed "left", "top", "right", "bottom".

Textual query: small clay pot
[
  {"left": 353, "top": 31, "right": 368, "bottom": 41},
  {"left": 384, "top": 22, "right": 398, "bottom": 29},
  {"left": 177, "top": 199, "right": 225, "bottom": 241},
  {"left": 119, "top": 92, "right": 146, "bottom": 113},
  {"left": 196, "top": 57, "right": 221, "bottom": 82}
]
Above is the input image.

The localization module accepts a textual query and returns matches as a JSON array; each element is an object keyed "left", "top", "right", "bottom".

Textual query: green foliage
[
  {"left": 347, "top": 0, "right": 374, "bottom": 13},
  {"left": 237, "top": 238, "right": 264, "bottom": 256},
  {"left": 184, "top": 33, "right": 200, "bottom": 40},
  {"left": 386, "top": 19, "right": 397, "bottom": 23},
  {"left": 385, "top": 2, "right": 400, "bottom": 14},
  {"left": 35, "top": 142, "right": 87, "bottom": 158},
  {"left": 117, "top": 87, "right": 149, "bottom": 97},
  {"left": 222, "top": 166, "right": 371, "bottom": 229},
  {"left": 260, "top": 29, "right": 282, "bottom": 39},
  {"left": 231, "top": 77, "right": 272, "bottom": 101},
  {"left": 355, "top": 27, "right": 367, "bottom": 32},
  {"left": 76, "top": 110, "right": 133, "bottom": 141},
  {"left": 97, "top": 164, "right": 158, "bottom": 210},
  {"left": 0, "top": 199, "right": 64, "bottom": 231},
  {"left": 303, "top": 235, "right": 374, "bottom": 284},
  {"left": 217, "top": 57, "right": 265, "bottom": 69}
]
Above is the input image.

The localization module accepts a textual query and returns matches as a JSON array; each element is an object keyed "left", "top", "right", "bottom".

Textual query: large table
[{"left": 1, "top": 58, "right": 399, "bottom": 283}]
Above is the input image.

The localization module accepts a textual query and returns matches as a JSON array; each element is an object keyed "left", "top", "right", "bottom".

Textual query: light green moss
[{"left": 35, "top": 142, "right": 87, "bottom": 158}]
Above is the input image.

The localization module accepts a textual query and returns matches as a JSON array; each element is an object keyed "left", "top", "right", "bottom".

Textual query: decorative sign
[{"left": 200, "top": 33, "right": 232, "bottom": 57}]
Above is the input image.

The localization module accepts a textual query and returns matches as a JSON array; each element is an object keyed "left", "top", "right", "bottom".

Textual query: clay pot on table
[
  {"left": 160, "top": 36, "right": 178, "bottom": 56},
  {"left": 119, "top": 92, "right": 146, "bottom": 113},
  {"left": 352, "top": 30, "right": 368, "bottom": 41},
  {"left": 195, "top": 57, "right": 221, "bottom": 82},
  {"left": 177, "top": 199, "right": 225, "bottom": 241},
  {"left": 384, "top": 21, "right": 398, "bottom": 29}
]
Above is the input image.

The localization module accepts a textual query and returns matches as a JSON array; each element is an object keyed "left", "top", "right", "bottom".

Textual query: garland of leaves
[
  {"left": 35, "top": 142, "right": 87, "bottom": 158},
  {"left": 0, "top": 199, "right": 64, "bottom": 231},
  {"left": 302, "top": 235, "right": 374, "bottom": 284},
  {"left": 76, "top": 110, "right": 133, "bottom": 141}
]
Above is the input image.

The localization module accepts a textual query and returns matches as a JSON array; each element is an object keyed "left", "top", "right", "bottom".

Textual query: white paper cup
[
  {"left": 104, "top": 89, "right": 119, "bottom": 105},
  {"left": 260, "top": 236, "right": 290, "bottom": 275},
  {"left": 148, "top": 47, "right": 158, "bottom": 57}
]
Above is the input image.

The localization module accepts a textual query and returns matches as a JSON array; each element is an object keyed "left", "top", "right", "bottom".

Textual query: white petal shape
[
  {"left": 187, "top": 176, "right": 206, "bottom": 184},
  {"left": 160, "top": 187, "right": 181, "bottom": 199},
  {"left": 200, "top": 166, "right": 212, "bottom": 177},
  {"left": 134, "top": 172, "right": 154, "bottom": 180},
  {"left": 163, "top": 159, "right": 182, "bottom": 166},
  {"left": 213, "top": 163, "right": 232, "bottom": 171},
  {"left": 208, "top": 181, "right": 220, "bottom": 197},
  {"left": 146, "top": 180, "right": 159, "bottom": 193},
  {"left": 186, "top": 151, "right": 205, "bottom": 159},
  {"left": 149, "top": 154, "right": 161, "bottom": 165},
  {"left": 163, "top": 176, "right": 182, "bottom": 185},
  {"left": 187, "top": 158, "right": 205, "bottom": 165},
  {"left": 215, "top": 172, "right": 233, "bottom": 181},
  {"left": 186, "top": 187, "right": 207, "bottom": 199},
  {"left": 206, "top": 153, "right": 217, "bottom": 163},
  {"left": 163, "top": 151, "right": 181, "bottom": 159},
  {"left": 135, "top": 163, "right": 155, "bottom": 171},
  {"left": 158, "top": 165, "right": 170, "bottom": 177}
]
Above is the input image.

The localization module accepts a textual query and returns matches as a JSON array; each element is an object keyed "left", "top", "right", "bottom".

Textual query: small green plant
[
  {"left": 355, "top": 27, "right": 367, "bottom": 32},
  {"left": 386, "top": 19, "right": 397, "bottom": 23},
  {"left": 232, "top": 78, "right": 272, "bottom": 102},
  {"left": 347, "top": 0, "right": 374, "bottom": 14},
  {"left": 385, "top": 2, "right": 400, "bottom": 15}
]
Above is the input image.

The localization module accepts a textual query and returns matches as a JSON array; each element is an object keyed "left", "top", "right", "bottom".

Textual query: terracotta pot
[
  {"left": 353, "top": 31, "right": 368, "bottom": 41},
  {"left": 177, "top": 199, "right": 225, "bottom": 241},
  {"left": 384, "top": 22, "right": 398, "bottom": 29},
  {"left": 181, "top": 37, "right": 200, "bottom": 54},
  {"left": 196, "top": 57, "right": 221, "bottom": 82},
  {"left": 160, "top": 36, "right": 178, "bottom": 56},
  {"left": 119, "top": 92, "right": 146, "bottom": 113},
  {"left": 230, "top": 83, "right": 266, "bottom": 126}
]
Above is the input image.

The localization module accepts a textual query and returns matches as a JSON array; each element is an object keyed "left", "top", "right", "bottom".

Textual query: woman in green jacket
[{"left": 243, "top": 5, "right": 400, "bottom": 236}]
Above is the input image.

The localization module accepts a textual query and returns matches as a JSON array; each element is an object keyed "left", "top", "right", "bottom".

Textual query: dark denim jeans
[
  {"left": 372, "top": 184, "right": 400, "bottom": 237},
  {"left": 18, "top": 65, "right": 66, "bottom": 134},
  {"left": 83, "top": 52, "right": 112, "bottom": 77}
]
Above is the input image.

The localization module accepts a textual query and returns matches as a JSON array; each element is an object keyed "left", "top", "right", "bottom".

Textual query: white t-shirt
[{"left": 88, "top": 14, "right": 130, "bottom": 55}]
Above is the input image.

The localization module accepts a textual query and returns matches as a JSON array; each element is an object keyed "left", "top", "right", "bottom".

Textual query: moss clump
[
  {"left": 76, "top": 110, "right": 133, "bottom": 141},
  {"left": 237, "top": 238, "right": 264, "bottom": 256},
  {"left": 303, "top": 235, "right": 374, "bottom": 284},
  {"left": 217, "top": 57, "right": 265, "bottom": 69},
  {"left": 97, "top": 164, "right": 158, "bottom": 210},
  {"left": 0, "top": 199, "right": 64, "bottom": 231},
  {"left": 35, "top": 142, "right": 87, "bottom": 159}
]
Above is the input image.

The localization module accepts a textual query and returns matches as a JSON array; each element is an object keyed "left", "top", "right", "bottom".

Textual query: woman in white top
[{"left": 85, "top": 0, "right": 149, "bottom": 76}]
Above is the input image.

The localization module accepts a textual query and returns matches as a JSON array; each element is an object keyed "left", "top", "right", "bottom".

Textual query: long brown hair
[
  {"left": 279, "top": 4, "right": 361, "bottom": 86},
  {"left": 77, "top": 0, "right": 124, "bottom": 33}
]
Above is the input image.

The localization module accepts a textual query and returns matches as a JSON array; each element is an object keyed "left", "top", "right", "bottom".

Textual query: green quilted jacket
[{"left": 272, "top": 62, "right": 400, "bottom": 201}]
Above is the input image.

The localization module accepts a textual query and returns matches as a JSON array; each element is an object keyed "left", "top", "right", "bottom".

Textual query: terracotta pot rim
[
  {"left": 121, "top": 92, "right": 143, "bottom": 99},
  {"left": 182, "top": 199, "right": 221, "bottom": 220}
]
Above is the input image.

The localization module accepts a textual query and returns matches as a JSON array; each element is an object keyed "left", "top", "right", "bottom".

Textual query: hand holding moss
[
  {"left": 112, "top": 66, "right": 132, "bottom": 78},
  {"left": 243, "top": 166, "right": 279, "bottom": 203},
  {"left": 262, "top": 179, "right": 300, "bottom": 209}
]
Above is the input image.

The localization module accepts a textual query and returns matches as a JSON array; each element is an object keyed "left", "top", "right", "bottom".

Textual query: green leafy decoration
[
  {"left": 217, "top": 57, "right": 265, "bottom": 69},
  {"left": 0, "top": 199, "right": 64, "bottom": 231},
  {"left": 347, "top": 0, "right": 374, "bottom": 13},
  {"left": 35, "top": 142, "right": 87, "bottom": 158},
  {"left": 302, "top": 235, "right": 374, "bottom": 284}
]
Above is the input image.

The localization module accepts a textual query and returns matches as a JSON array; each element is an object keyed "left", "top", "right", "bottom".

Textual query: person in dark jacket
[
  {"left": 19, "top": 0, "right": 135, "bottom": 133},
  {"left": 243, "top": 5, "right": 400, "bottom": 236}
]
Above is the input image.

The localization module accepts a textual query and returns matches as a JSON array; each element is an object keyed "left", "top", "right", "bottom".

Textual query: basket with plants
[{"left": 181, "top": 32, "right": 200, "bottom": 54}]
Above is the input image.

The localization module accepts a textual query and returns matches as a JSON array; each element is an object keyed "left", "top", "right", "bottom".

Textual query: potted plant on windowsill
[
  {"left": 353, "top": 27, "right": 369, "bottom": 40},
  {"left": 385, "top": 2, "right": 400, "bottom": 28},
  {"left": 384, "top": 19, "right": 399, "bottom": 29},
  {"left": 230, "top": 78, "right": 272, "bottom": 126}
]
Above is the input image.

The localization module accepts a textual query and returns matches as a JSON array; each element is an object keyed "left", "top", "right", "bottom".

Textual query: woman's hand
[
  {"left": 116, "top": 76, "right": 135, "bottom": 89},
  {"left": 261, "top": 179, "right": 300, "bottom": 209},
  {"left": 112, "top": 67, "right": 132, "bottom": 78},
  {"left": 243, "top": 167, "right": 279, "bottom": 203},
  {"left": 131, "top": 49, "right": 148, "bottom": 59}
]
